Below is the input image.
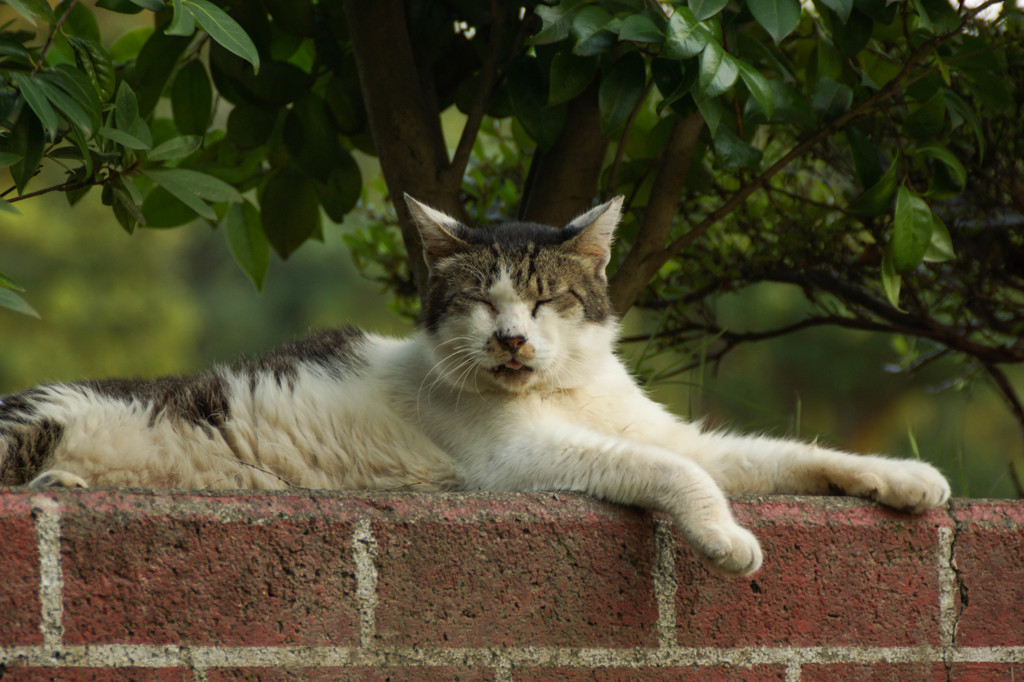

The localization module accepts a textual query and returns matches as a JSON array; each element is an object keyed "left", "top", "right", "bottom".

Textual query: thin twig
[{"left": 31, "top": 0, "right": 80, "bottom": 77}]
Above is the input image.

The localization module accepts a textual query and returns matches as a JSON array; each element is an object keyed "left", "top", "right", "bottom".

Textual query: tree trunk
[{"left": 342, "top": 0, "right": 468, "bottom": 293}]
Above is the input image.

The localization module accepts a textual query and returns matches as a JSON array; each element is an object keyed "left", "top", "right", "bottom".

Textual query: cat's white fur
[{"left": 12, "top": 196, "right": 951, "bottom": 576}]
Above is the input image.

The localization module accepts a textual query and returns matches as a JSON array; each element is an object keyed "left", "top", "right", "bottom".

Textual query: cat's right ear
[{"left": 404, "top": 194, "right": 469, "bottom": 268}]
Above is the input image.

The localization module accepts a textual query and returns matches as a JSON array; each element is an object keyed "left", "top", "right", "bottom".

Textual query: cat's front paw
[
  {"left": 844, "top": 458, "right": 950, "bottom": 513},
  {"left": 689, "top": 522, "right": 763, "bottom": 576}
]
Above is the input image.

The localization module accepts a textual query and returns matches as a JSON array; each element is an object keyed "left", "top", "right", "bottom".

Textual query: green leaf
[
  {"left": 0, "top": 271, "right": 25, "bottom": 291},
  {"left": 314, "top": 150, "right": 362, "bottom": 222},
  {"left": 130, "top": 32, "right": 190, "bottom": 116},
  {"left": 828, "top": 6, "right": 872, "bottom": 57},
  {"left": 880, "top": 246, "right": 903, "bottom": 310},
  {"left": 845, "top": 126, "right": 881, "bottom": 189},
  {"left": 698, "top": 39, "right": 738, "bottom": 99},
  {"left": 890, "top": 186, "right": 934, "bottom": 274},
  {"left": 0, "top": 196, "right": 19, "bottom": 214},
  {"left": 227, "top": 103, "right": 278, "bottom": 150},
  {"left": 183, "top": 0, "right": 261, "bottom": 73},
  {"left": 571, "top": 5, "right": 618, "bottom": 56},
  {"left": 223, "top": 199, "right": 269, "bottom": 290},
  {"left": 109, "top": 26, "right": 153, "bottom": 63},
  {"left": 128, "top": 0, "right": 166, "bottom": 10},
  {"left": 811, "top": 77, "right": 852, "bottom": 122},
  {"left": 145, "top": 168, "right": 242, "bottom": 202},
  {"left": 848, "top": 155, "right": 899, "bottom": 216},
  {"left": 11, "top": 72, "right": 60, "bottom": 136},
  {"left": 736, "top": 60, "right": 773, "bottom": 120},
  {"left": 690, "top": 0, "right": 729, "bottom": 21},
  {"left": 712, "top": 127, "right": 762, "bottom": 170},
  {"left": 748, "top": 0, "right": 802, "bottom": 44},
  {"left": 549, "top": 50, "right": 598, "bottom": 105},
  {"left": 99, "top": 125, "right": 152, "bottom": 150},
  {"left": 167, "top": 0, "right": 196, "bottom": 36},
  {"left": 598, "top": 51, "right": 646, "bottom": 135},
  {"left": 942, "top": 89, "right": 984, "bottom": 161},
  {"left": 531, "top": 0, "right": 587, "bottom": 45},
  {"left": 141, "top": 185, "right": 200, "bottom": 227},
  {"left": 97, "top": 0, "right": 145, "bottom": 14},
  {"left": 618, "top": 14, "right": 663, "bottom": 43},
  {"left": 49, "top": 66, "right": 103, "bottom": 131},
  {"left": 507, "top": 57, "right": 566, "bottom": 149},
  {"left": 171, "top": 60, "right": 212, "bottom": 135},
  {"left": 0, "top": 152, "right": 22, "bottom": 168},
  {"left": 694, "top": 94, "right": 726, "bottom": 137},
  {"left": 4, "top": 0, "right": 55, "bottom": 25},
  {"left": 33, "top": 75, "right": 95, "bottom": 138},
  {"left": 663, "top": 7, "right": 709, "bottom": 59},
  {"left": 922, "top": 215, "right": 955, "bottom": 263},
  {"left": 818, "top": 0, "right": 853, "bottom": 22},
  {"left": 147, "top": 135, "right": 202, "bottom": 161},
  {"left": 9, "top": 110, "right": 44, "bottom": 194},
  {"left": 115, "top": 80, "right": 140, "bottom": 131},
  {"left": 911, "top": 144, "right": 966, "bottom": 192},
  {"left": 260, "top": 167, "right": 320, "bottom": 259},
  {"left": 67, "top": 35, "right": 116, "bottom": 101},
  {"left": 0, "top": 288, "right": 39, "bottom": 318},
  {"left": 143, "top": 168, "right": 240, "bottom": 220},
  {"left": 904, "top": 90, "right": 946, "bottom": 141}
]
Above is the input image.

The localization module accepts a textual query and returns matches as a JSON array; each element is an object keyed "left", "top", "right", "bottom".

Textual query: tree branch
[
  {"left": 608, "top": 112, "right": 704, "bottom": 314},
  {"left": 442, "top": 0, "right": 509, "bottom": 193},
  {"left": 342, "top": 0, "right": 470, "bottom": 295}
]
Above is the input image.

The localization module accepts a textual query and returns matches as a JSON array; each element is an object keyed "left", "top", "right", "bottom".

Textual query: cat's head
[{"left": 406, "top": 195, "right": 622, "bottom": 395}]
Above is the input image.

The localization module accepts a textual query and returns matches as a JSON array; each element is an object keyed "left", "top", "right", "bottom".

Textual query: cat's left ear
[
  {"left": 404, "top": 194, "right": 469, "bottom": 268},
  {"left": 564, "top": 196, "right": 623, "bottom": 279}
]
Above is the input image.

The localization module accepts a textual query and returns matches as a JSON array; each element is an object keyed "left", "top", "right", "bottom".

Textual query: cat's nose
[{"left": 496, "top": 335, "right": 526, "bottom": 354}]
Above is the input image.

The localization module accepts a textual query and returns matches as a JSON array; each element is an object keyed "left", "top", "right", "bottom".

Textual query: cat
[{"left": 0, "top": 195, "right": 950, "bottom": 575}]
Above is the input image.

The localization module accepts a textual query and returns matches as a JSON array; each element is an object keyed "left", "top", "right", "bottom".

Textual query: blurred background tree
[{"left": 0, "top": 0, "right": 1021, "bottom": 496}]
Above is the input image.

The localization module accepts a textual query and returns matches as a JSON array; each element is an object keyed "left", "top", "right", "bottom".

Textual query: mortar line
[
  {"left": 493, "top": 656, "right": 513, "bottom": 682},
  {"left": 785, "top": 661, "right": 802, "bottom": 682},
  {"left": 30, "top": 495, "right": 64, "bottom": 648},
  {"left": 5, "top": 644, "right": 1024, "bottom": 669},
  {"left": 353, "top": 517, "right": 379, "bottom": 649},
  {"left": 937, "top": 525, "right": 957, "bottom": 651},
  {"left": 652, "top": 517, "right": 678, "bottom": 648}
]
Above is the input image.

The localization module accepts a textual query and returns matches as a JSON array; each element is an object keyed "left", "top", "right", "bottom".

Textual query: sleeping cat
[{"left": 0, "top": 195, "right": 950, "bottom": 575}]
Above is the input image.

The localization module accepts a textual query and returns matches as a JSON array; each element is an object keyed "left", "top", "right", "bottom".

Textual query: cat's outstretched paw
[
  {"left": 28, "top": 469, "right": 89, "bottom": 488},
  {"left": 690, "top": 522, "right": 763, "bottom": 576},
  {"left": 842, "top": 459, "right": 950, "bottom": 513}
]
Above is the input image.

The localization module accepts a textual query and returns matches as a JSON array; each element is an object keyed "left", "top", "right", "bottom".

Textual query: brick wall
[{"left": 1, "top": 490, "right": 1021, "bottom": 681}]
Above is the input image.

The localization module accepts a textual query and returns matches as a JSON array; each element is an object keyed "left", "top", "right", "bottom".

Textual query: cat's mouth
[{"left": 491, "top": 360, "right": 533, "bottom": 376}]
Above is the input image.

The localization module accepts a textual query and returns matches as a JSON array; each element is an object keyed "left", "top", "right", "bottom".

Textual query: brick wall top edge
[{"left": 3, "top": 489, "right": 1018, "bottom": 524}]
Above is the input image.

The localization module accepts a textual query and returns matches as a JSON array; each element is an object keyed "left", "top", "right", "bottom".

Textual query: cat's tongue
[{"left": 503, "top": 360, "right": 524, "bottom": 370}]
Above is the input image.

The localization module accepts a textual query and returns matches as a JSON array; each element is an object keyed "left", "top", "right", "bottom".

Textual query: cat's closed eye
[{"left": 531, "top": 299, "right": 553, "bottom": 317}]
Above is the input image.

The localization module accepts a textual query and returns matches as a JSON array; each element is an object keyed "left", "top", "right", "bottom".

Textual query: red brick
[
  {"left": 58, "top": 493, "right": 358, "bottom": 646},
  {"left": 948, "top": 663, "right": 1024, "bottom": 681},
  {"left": 208, "top": 668, "right": 493, "bottom": 681},
  {"left": 513, "top": 666, "right": 786, "bottom": 681},
  {"left": 373, "top": 493, "right": 658, "bottom": 648},
  {"left": 801, "top": 662, "right": 946, "bottom": 681},
  {"left": 0, "top": 669, "right": 192, "bottom": 681},
  {"left": 0, "top": 494, "right": 41, "bottom": 645},
  {"left": 950, "top": 501, "right": 1024, "bottom": 647},
  {"left": 675, "top": 498, "right": 948, "bottom": 647}
]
